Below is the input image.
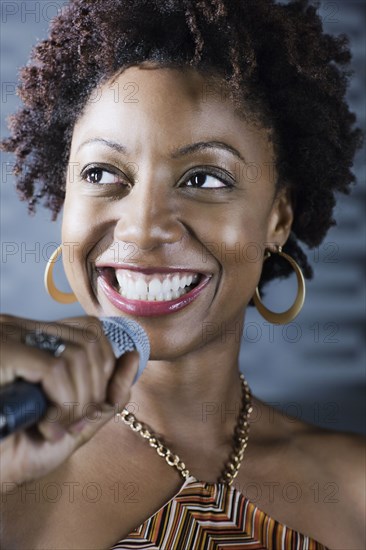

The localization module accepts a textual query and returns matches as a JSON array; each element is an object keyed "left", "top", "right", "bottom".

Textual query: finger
[
  {"left": 1, "top": 315, "right": 117, "bottom": 403},
  {"left": 57, "top": 342, "right": 93, "bottom": 421},
  {"left": 0, "top": 338, "right": 97, "bottom": 428},
  {"left": 0, "top": 313, "right": 22, "bottom": 344},
  {"left": 0, "top": 340, "right": 75, "bottom": 407},
  {"left": 36, "top": 417, "right": 68, "bottom": 443},
  {"left": 0, "top": 314, "right": 65, "bottom": 344},
  {"left": 39, "top": 402, "right": 116, "bottom": 454},
  {"left": 68, "top": 403, "right": 116, "bottom": 448},
  {"left": 106, "top": 350, "right": 139, "bottom": 409},
  {"left": 59, "top": 316, "right": 116, "bottom": 403}
]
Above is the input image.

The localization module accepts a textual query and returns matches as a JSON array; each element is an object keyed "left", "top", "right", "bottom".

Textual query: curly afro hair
[{"left": 1, "top": 0, "right": 363, "bottom": 299}]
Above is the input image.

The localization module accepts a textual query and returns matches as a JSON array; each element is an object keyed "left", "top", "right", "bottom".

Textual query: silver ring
[{"left": 24, "top": 331, "right": 66, "bottom": 358}]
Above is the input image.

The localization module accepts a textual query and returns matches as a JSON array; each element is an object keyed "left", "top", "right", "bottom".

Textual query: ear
[{"left": 265, "top": 186, "right": 294, "bottom": 250}]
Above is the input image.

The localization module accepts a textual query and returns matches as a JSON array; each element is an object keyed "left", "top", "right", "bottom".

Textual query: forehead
[
  {"left": 71, "top": 64, "right": 273, "bottom": 160},
  {"left": 75, "top": 65, "right": 235, "bottom": 126}
]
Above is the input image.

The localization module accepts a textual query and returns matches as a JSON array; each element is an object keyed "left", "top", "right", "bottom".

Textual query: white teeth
[
  {"left": 127, "top": 279, "right": 133, "bottom": 293},
  {"left": 136, "top": 279, "right": 148, "bottom": 296},
  {"left": 171, "top": 275, "right": 180, "bottom": 292},
  {"left": 115, "top": 270, "right": 202, "bottom": 302},
  {"left": 148, "top": 278, "right": 161, "bottom": 296},
  {"left": 162, "top": 278, "right": 171, "bottom": 293}
]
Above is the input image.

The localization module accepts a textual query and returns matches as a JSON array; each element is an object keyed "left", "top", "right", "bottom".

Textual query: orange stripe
[{"left": 111, "top": 478, "right": 329, "bottom": 549}]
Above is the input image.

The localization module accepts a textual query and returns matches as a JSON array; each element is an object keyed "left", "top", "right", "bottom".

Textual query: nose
[{"left": 113, "top": 173, "right": 185, "bottom": 252}]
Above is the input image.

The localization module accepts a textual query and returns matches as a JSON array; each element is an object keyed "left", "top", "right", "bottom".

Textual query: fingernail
[
  {"left": 51, "top": 424, "right": 67, "bottom": 441},
  {"left": 68, "top": 417, "right": 88, "bottom": 434}
]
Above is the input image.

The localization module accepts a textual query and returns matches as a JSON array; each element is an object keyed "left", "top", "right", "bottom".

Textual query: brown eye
[
  {"left": 185, "top": 170, "right": 234, "bottom": 189},
  {"left": 86, "top": 167, "right": 103, "bottom": 184},
  {"left": 188, "top": 173, "right": 207, "bottom": 187},
  {"left": 82, "top": 166, "right": 122, "bottom": 185}
]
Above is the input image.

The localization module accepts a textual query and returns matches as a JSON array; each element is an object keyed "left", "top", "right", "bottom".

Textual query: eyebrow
[
  {"left": 171, "top": 140, "right": 246, "bottom": 163},
  {"left": 76, "top": 138, "right": 246, "bottom": 163}
]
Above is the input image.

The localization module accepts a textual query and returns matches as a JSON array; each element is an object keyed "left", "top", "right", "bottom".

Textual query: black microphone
[{"left": 0, "top": 317, "right": 150, "bottom": 441}]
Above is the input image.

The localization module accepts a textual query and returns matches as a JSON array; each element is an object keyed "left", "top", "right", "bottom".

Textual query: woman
[{"left": 0, "top": 0, "right": 364, "bottom": 548}]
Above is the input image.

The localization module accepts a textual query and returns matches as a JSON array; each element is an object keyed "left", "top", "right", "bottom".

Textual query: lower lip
[{"left": 97, "top": 274, "right": 212, "bottom": 317}]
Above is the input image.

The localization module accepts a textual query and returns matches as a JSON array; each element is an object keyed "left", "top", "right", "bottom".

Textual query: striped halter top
[{"left": 110, "top": 472, "right": 328, "bottom": 549}]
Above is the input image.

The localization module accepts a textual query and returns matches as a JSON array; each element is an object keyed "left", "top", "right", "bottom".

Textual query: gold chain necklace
[{"left": 116, "top": 373, "right": 253, "bottom": 486}]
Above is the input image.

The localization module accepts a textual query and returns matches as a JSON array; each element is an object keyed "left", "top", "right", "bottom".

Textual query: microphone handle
[{"left": 0, "top": 380, "right": 48, "bottom": 440}]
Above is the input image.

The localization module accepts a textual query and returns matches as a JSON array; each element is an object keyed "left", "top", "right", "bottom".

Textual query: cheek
[
  {"left": 203, "top": 202, "right": 269, "bottom": 265},
  {"left": 62, "top": 185, "right": 109, "bottom": 249},
  {"left": 61, "top": 194, "right": 103, "bottom": 292},
  {"left": 207, "top": 204, "right": 269, "bottom": 308}
]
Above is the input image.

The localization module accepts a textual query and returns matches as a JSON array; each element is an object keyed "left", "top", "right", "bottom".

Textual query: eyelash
[{"left": 79, "top": 164, "right": 235, "bottom": 190}]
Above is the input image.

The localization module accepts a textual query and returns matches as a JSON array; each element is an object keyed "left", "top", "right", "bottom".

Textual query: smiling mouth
[{"left": 97, "top": 267, "right": 204, "bottom": 303}]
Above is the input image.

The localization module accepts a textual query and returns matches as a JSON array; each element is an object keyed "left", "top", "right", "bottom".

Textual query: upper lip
[{"left": 95, "top": 263, "right": 213, "bottom": 276}]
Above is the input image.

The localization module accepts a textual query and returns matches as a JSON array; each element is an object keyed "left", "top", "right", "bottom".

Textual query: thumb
[{"left": 106, "top": 350, "right": 140, "bottom": 410}]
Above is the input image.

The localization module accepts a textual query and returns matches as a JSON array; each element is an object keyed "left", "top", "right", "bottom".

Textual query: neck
[{"left": 125, "top": 330, "right": 246, "bottom": 449}]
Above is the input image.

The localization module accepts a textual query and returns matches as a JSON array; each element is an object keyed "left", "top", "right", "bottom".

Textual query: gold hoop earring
[
  {"left": 253, "top": 245, "right": 305, "bottom": 324},
  {"left": 44, "top": 245, "right": 77, "bottom": 304}
]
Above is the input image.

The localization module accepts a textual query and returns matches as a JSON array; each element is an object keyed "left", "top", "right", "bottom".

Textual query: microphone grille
[{"left": 100, "top": 317, "right": 150, "bottom": 385}]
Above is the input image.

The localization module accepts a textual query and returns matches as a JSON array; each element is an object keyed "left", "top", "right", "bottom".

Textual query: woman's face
[{"left": 62, "top": 64, "right": 293, "bottom": 357}]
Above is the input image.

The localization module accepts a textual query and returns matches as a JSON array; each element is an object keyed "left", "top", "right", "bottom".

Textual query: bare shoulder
[
  {"left": 253, "top": 395, "right": 365, "bottom": 469},
  {"left": 298, "top": 424, "right": 366, "bottom": 508},
  {"left": 299, "top": 423, "right": 366, "bottom": 547},
  {"left": 249, "top": 397, "right": 366, "bottom": 547},
  {"left": 265, "top": 397, "right": 365, "bottom": 499}
]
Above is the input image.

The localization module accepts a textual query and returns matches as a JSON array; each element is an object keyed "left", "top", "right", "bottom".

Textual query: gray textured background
[{"left": 1, "top": 1, "right": 365, "bottom": 434}]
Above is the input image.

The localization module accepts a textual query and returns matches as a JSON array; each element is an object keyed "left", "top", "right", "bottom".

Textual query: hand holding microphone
[{"left": 0, "top": 315, "right": 150, "bottom": 491}]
